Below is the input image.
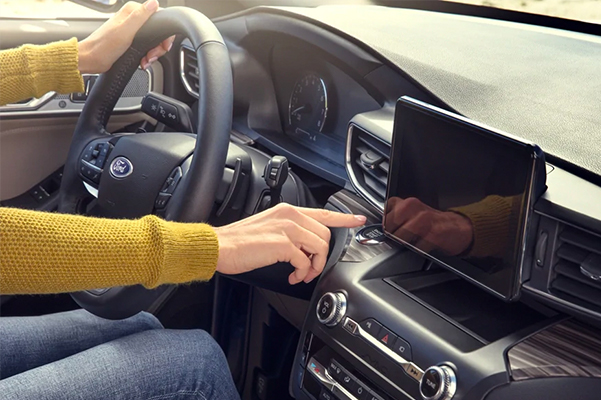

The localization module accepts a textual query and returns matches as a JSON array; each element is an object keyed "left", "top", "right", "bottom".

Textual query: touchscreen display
[{"left": 384, "top": 97, "right": 540, "bottom": 300}]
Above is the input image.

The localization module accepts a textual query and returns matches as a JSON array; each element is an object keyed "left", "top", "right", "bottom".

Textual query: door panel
[{"left": 0, "top": 18, "right": 164, "bottom": 201}]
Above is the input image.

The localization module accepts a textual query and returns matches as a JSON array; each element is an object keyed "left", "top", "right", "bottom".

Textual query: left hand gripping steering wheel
[{"left": 59, "top": 7, "right": 232, "bottom": 319}]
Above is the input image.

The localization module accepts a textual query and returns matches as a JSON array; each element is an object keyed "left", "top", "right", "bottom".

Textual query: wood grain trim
[{"left": 508, "top": 319, "right": 601, "bottom": 380}]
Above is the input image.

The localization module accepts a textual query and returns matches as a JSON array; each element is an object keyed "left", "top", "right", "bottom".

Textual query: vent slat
[
  {"left": 556, "top": 243, "right": 590, "bottom": 264},
  {"left": 560, "top": 228, "right": 601, "bottom": 255},
  {"left": 355, "top": 159, "right": 388, "bottom": 187},
  {"left": 554, "top": 260, "right": 601, "bottom": 290},
  {"left": 379, "top": 160, "right": 390, "bottom": 175},
  {"left": 357, "top": 135, "right": 390, "bottom": 158},
  {"left": 549, "top": 223, "right": 601, "bottom": 314},
  {"left": 551, "top": 276, "right": 601, "bottom": 309},
  {"left": 350, "top": 125, "right": 391, "bottom": 206}
]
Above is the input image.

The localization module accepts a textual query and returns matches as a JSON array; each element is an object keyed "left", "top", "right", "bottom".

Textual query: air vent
[
  {"left": 550, "top": 225, "right": 601, "bottom": 312},
  {"left": 347, "top": 124, "right": 391, "bottom": 211},
  {"left": 180, "top": 46, "right": 199, "bottom": 98}
]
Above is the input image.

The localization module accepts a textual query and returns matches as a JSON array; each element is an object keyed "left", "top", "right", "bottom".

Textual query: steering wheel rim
[{"left": 60, "top": 7, "right": 233, "bottom": 319}]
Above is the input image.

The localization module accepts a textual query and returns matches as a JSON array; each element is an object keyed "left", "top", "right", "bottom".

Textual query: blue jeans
[{"left": 0, "top": 310, "right": 240, "bottom": 400}]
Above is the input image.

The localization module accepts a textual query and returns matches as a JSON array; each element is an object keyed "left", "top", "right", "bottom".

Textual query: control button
[
  {"left": 96, "top": 155, "right": 107, "bottom": 169},
  {"left": 319, "top": 389, "right": 335, "bottom": 400},
  {"left": 99, "top": 143, "right": 110, "bottom": 157},
  {"left": 157, "top": 102, "right": 170, "bottom": 121},
  {"left": 143, "top": 97, "right": 160, "bottom": 118},
  {"left": 70, "top": 91, "right": 87, "bottom": 102},
  {"left": 161, "top": 167, "right": 183, "bottom": 194},
  {"left": 343, "top": 318, "right": 358, "bottom": 334},
  {"left": 339, "top": 370, "right": 357, "bottom": 393},
  {"left": 82, "top": 144, "right": 95, "bottom": 161},
  {"left": 360, "top": 318, "right": 382, "bottom": 337},
  {"left": 376, "top": 326, "right": 396, "bottom": 349},
  {"left": 356, "top": 224, "right": 386, "bottom": 246},
  {"left": 155, "top": 192, "right": 172, "bottom": 209},
  {"left": 328, "top": 360, "right": 343, "bottom": 380},
  {"left": 419, "top": 365, "right": 456, "bottom": 400},
  {"left": 316, "top": 292, "right": 347, "bottom": 327},
  {"left": 351, "top": 382, "right": 369, "bottom": 399},
  {"left": 392, "top": 336, "right": 412, "bottom": 361},
  {"left": 164, "top": 103, "right": 179, "bottom": 124}
]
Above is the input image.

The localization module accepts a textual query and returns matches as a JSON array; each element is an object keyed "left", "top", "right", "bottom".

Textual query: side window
[{"left": 0, "top": 0, "right": 111, "bottom": 19}]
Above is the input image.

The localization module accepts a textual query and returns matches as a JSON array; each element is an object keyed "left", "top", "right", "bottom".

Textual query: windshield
[
  {"left": 442, "top": 0, "right": 600, "bottom": 24},
  {"left": 1, "top": 0, "right": 599, "bottom": 25}
]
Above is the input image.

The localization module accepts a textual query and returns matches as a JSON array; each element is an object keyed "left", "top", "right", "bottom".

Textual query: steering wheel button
[{"left": 155, "top": 193, "right": 172, "bottom": 209}]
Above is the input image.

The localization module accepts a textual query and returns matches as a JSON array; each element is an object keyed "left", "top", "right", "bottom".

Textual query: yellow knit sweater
[{"left": 0, "top": 39, "right": 220, "bottom": 295}]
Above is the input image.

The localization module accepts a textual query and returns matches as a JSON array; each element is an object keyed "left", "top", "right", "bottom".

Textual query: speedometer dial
[{"left": 289, "top": 73, "right": 328, "bottom": 133}]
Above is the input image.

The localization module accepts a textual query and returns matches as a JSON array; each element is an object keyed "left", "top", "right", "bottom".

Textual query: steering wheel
[{"left": 59, "top": 7, "right": 233, "bottom": 319}]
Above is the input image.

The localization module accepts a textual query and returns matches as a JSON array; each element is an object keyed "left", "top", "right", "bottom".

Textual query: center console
[
  {"left": 289, "top": 98, "right": 601, "bottom": 400},
  {"left": 290, "top": 190, "right": 561, "bottom": 400}
]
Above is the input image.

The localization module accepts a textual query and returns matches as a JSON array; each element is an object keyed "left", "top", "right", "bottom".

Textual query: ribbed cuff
[
  {"left": 154, "top": 220, "right": 219, "bottom": 286},
  {"left": 449, "top": 195, "right": 512, "bottom": 259},
  {"left": 23, "top": 37, "right": 84, "bottom": 97}
]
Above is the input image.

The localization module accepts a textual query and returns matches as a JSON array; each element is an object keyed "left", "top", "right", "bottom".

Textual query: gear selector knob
[{"left": 264, "top": 155, "right": 289, "bottom": 207}]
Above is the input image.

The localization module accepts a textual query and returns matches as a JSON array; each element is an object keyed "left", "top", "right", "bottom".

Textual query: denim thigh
[
  {"left": 0, "top": 309, "right": 162, "bottom": 379},
  {"left": 0, "top": 328, "right": 240, "bottom": 400}
]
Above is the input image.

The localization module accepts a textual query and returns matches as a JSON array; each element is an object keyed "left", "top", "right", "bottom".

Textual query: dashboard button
[
  {"left": 392, "top": 336, "right": 412, "bottom": 361},
  {"left": 319, "top": 389, "right": 335, "bottom": 400},
  {"left": 360, "top": 318, "right": 382, "bottom": 337},
  {"left": 339, "top": 371, "right": 357, "bottom": 393},
  {"left": 343, "top": 318, "right": 358, "bottom": 334},
  {"left": 376, "top": 326, "right": 396, "bottom": 349},
  {"left": 352, "top": 382, "right": 369, "bottom": 399},
  {"left": 328, "top": 360, "right": 343, "bottom": 381}
]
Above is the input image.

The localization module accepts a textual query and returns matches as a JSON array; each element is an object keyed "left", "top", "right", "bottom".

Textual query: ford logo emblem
[{"left": 109, "top": 157, "right": 134, "bottom": 179}]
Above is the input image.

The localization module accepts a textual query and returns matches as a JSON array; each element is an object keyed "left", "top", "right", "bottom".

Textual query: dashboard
[{"left": 179, "top": 5, "right": 601, "bottom": 400}]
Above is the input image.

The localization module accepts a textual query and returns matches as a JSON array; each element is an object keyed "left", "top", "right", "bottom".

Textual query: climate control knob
[
  {"left": 419, "top": 365, "right": 457, "bottom": 400},
  {"left": 316, "top": 292, "right": 347, "bottom": 327}
]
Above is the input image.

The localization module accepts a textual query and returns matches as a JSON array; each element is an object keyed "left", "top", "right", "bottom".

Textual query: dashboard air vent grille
[
  {"left": 348, "top": 124, "right": 391, "bottom": 210},
  {"left": 550, "top": 226, "right": 601, "bottom": 311},
  {"left": 180, "top": 46, "right": 199, "bottom": 98}
]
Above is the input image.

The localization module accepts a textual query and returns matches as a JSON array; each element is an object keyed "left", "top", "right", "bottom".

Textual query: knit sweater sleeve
[
  {"left": 449, "top": 195, "right": 523, "bottom": 259},
  {"left": 0, "top": 207, "right": 219, "bottom": 295},
  {"left": 0, "top": 38, "right": 84, "bottom": 106}
]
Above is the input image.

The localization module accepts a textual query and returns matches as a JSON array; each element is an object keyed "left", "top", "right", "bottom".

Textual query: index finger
[{"left": 297, "top": 208, "right": 366, "bottom": 228}]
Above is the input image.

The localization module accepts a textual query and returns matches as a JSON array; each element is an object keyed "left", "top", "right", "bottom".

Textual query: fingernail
[
  {"left": 167, "top": 42, "right": 173, "bottom": 52},
  {"left": 141, "top": 62, "right": 149, "bottom": 70},
  {"left": 354, "top": 215, "right": 367, "bottom": 223},
  {"left": 147, "top": 56, "right": 158, "bottom": 64},
  {"left": 144, "top": 0, "right": 159, "bottom": 12}
]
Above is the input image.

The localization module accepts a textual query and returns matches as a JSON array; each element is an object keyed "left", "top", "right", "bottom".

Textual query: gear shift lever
[{"left": 264, "top": 156, "right": 289, "bottom": 207}]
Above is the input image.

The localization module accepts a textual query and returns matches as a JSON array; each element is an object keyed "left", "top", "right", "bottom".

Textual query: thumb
[{"left": 126, "top": 0, "right": 160, "bottom": 31}]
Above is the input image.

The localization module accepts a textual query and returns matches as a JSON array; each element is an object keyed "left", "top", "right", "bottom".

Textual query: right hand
[{"left": 214, "top": 203, "right": 367, "bottom": 285}]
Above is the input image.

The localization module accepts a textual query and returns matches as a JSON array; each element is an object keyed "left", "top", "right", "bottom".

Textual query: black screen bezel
[{"left": 383, "top": 97, "right": 541, "bottom": 301}]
